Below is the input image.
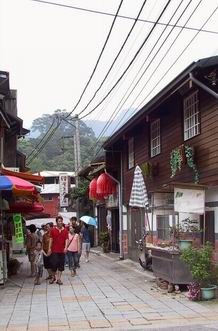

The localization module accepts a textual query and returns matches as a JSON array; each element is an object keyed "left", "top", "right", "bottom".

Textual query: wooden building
[{"left": 103, "top": 55, "right": 218, "bottom": 262}]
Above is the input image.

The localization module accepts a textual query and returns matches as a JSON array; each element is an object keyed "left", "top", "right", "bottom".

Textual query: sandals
[
  {"left": 49, "top": 277, "right": 56, "bottom": 284},
  {"left": 56, "top": 280, "right": 63, "bottom": 285}
]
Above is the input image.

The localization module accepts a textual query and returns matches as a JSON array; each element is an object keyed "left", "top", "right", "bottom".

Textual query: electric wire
[
  {"left": 88, "top": 1, "right": 158, "bottom": 125},
  {"left": 79, "top": 0, "right": 172, "bottom": 120},
  {"left": 110, "top": 0, "right": 205, "bottom": 135},
  {"left": 65, "top": 0, "right": 124, "bottom": 119},
  {"left": 31, "top": 0, "right": 218, "bottom": 35},
  {"left": 77, "top": 0, "right": 148, "bottom": 117},
  {"left": 26, "top": 116, "right": 56, "bottom": 160},
  {"left": 26, "top": 117, "right": 61, "bottom": 165},
  {"left": 25, "top": 1, "right": 123, "bottom": 162},
  {"left": 92, "top": 0, "right": 188, "bottom": 146},
  {"left": 94, "top": 1, "right": 218, "bottom": 158}
]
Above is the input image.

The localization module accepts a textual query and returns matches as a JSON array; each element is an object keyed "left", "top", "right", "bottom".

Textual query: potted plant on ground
[
  {"left": 181, "top": 242, "right": 217, "bottom": 300},
  {"left": 99, "top": 231, "right": 110, "bottom": 253}
]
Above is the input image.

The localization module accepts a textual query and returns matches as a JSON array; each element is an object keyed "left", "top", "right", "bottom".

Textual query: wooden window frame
[
  {"left": 128, "top": 137, "right": 134, "bottom": 170},
  {"left": 183, "top": 90, "right": 200, "bottom": 141},
  {"left": 150, "top": 119, "right": 161, "bottom": 157}
]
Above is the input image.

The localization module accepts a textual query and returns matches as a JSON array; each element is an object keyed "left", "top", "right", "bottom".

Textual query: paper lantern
[
  {"left": 89, "top": 178, "right": 98, "bottom": 200},
  {"left": 96, "top": 173, "right": 116, "bottom": 196},
  {"left": 89, "top": 177, "right": 105, "bottom": 201}
]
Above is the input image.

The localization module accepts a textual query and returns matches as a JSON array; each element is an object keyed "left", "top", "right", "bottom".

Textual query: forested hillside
[{"left": 18, "top": 110, "right": 106, "bottom": 173}]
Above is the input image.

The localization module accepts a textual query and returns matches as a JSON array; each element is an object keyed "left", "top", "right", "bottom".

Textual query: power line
[
  {"left": 94, "top": 2, "right": 218, "bottom": 158},
  {"left": 26, "top": 117, "right": 61, "bottom": 165},
  {"left": 93, "top": 0, "right": 189, "bottom": 146},
  {"left": 25, "top": 1, "right": 123, "bottom": 162},
  {"left": 79, "top": 0, "right": 172, "bottom": 120},
  {"left": 65, "top": 0, "right": 124, "bottom": 119},
  {"left": 112, "top": 2, "right": 218, "bottom": 141},
  {"left": 31, "top": 0, "right": 218, "bottom": 35},
  {"left": 26, "top": 116, "right": 56, "bottom": 160},
  {"left": 77, "top": 0, "right": 148, "bottom": 117}
]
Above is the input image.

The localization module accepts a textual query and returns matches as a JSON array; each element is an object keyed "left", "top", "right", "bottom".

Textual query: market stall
[{"left": 148, "top": 182, "right": 206, "bottom": 285}]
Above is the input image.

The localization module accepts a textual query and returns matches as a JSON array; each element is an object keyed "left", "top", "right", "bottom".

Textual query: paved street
[{"left": 1, "top": 251, "right": 218, "bottom": 331}]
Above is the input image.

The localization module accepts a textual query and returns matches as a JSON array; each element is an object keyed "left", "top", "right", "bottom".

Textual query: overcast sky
[{"left": 1, "top": 0, "right": 218, "bottom": 133}]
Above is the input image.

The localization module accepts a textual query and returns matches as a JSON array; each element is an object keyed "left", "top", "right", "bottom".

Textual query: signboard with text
[
  {"left": 174, "top": 187, "right": 205, "bottom": 214},
  {"left": 59, "top": 173, "right": 70, "bottom": 207}
]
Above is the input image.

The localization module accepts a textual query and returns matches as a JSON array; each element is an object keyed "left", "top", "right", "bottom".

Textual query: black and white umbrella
[{"left": 129, "top": 165, "right": 149, "bottom": 208}]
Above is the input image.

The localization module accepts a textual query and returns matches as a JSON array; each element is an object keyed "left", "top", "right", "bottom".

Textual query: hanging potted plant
[
  {"left": 181, "top": 243, "right": 217, "bottom": 300},
  {"left": 141, "top": 162, "right": 152, "bottom": 179},
  {"left": 184, "top": 145, "right": 199, "bottom": 183},
  {"left": 170, "top": 145, "right": 185, "bottom": 178}
]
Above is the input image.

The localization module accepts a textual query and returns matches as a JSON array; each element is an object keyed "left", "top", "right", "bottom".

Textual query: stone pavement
[{"left": 0, "top": 250, "right": 218, "bottom": 331}]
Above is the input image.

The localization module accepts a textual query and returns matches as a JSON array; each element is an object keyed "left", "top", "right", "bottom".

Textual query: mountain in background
[
  {"left": 84, "top": 108, "right": 136, "bottom": 137},
  {"left": 28, "top": 108, "right": 136, "bottom": 138}
]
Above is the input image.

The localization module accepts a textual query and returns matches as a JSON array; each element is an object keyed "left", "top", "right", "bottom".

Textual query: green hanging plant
[
  {"left": 141, "top": 162, "right": 152, "bottom": 178},
  {"left": 170, "top": 147, "right": 183, "bottom": 178},
  {"left": 184, "top": 145, "right": 199, "bottom": 183}
]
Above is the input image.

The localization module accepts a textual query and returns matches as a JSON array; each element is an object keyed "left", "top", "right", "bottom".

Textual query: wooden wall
[{"left": 114, "top": 88, "right": 218, "bottom": 205}]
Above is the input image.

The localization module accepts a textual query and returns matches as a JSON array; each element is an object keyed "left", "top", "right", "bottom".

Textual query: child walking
[{"left": 34, "top": 241, "right": 44, "bottom": 285}]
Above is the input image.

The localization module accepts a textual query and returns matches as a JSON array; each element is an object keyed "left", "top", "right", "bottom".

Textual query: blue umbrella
[{"left": 80, "top": 215, "right": 97, "bottom": 227}]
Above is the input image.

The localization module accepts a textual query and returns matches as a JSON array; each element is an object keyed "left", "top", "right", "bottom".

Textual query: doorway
[{"left": 200, "top": 211, "right": 215, "bottom": 246}]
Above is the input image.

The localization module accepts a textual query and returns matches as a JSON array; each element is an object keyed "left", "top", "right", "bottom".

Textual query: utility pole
[
  {"left": 60, "top": 114, "right": 81, "bottom": 219},
  {"left": 74, "top": 115, "right": 81, "bottom": 219}
]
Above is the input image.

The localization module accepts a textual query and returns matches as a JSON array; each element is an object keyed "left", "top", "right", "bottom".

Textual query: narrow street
[{"left": 0, "top": 252, "right": 218, "bottom": 331}]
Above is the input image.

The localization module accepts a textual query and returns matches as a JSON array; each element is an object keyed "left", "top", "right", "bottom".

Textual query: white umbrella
[{"left": 129, "top": 165, "right": 149, "bottom": 208}]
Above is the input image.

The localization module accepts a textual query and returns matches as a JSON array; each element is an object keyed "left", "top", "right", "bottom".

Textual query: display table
[{"left": 149, "top": 246, "right": 193, "bottom": 284}]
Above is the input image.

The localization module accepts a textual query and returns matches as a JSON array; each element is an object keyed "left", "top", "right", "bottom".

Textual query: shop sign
[
  {"left": 59, "top": 173, "right": 70, "bottom": 207},
  {"left": 174, "top": 187, "right": 205, "bottom": 214},
  {"left": 13, "top": 214, "right": 24, "bottom": 244},
  {"left": 106, "top": 193, "right": 118, "bottom": 208}
]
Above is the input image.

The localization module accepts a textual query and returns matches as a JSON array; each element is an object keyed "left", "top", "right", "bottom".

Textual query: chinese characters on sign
[
  {"left": 59, "top": 173, "right": 70, "bottom": 207},
  {"left": 13, "top": 213, "right": 24, "bottom": 244}
]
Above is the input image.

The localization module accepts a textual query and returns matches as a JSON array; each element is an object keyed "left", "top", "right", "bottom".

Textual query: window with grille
[
  {"left": 128, "top": 137, "right": 134, "bottom": 169},
  {"left": 157, "top": 215, "right": 170, "bottom": 240},
  {"left": 150, "top": 119, "right": 160, "bottom": 157},
  {"left": 184, "top": 91, "right": 200, "bottom": 140}
]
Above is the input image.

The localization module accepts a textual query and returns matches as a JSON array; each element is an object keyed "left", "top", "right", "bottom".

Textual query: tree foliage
[{"left": 18, "top": 110, "right": 107, "bottom": 173}]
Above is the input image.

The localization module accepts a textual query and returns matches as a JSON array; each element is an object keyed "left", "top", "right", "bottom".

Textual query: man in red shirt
[{"left": 48, "top": 215, "right": 68, "bottom": 285}]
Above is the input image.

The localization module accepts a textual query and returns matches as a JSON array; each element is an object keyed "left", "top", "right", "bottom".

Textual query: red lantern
[
  {"left": 89, "top": 178, "right": 98, "bottom": 200},
  {"left": 96, "top": 173, "right": 116, "bottom": 196}
]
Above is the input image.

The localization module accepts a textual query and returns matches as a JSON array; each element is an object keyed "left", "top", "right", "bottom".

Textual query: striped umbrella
[{"left": 129, "top": 165, "right": 149, "bottom": 208}]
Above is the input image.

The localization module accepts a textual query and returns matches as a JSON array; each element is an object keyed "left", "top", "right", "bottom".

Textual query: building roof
[
  {"left": 35, "top": 171, "right": 75, "bottom": 177},
  {"left": 104, "top": 55, "right": 218, "bottom": 148},
  {"left": 41, "top": 183, "right": 75, "bottom": 194}
]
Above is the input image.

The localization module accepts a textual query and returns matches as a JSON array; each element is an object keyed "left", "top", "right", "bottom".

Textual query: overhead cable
[
  {"left": 31, "top": 0, "right": 218, "bottom": 35},
  {"left": 65, "top": 0, "right": 124, "bottom": 119},
  {"left": 93, "top": 0, "right": 188, "bottom": 145},
  {"left": 25, "top": 1, "right": 123, "bottom": 162},
  {"left": 79, "top": 0, "right": 172, "bottom": 120},
  {"left": 77, "top": 0, "right": 148, "bottom": 117}
]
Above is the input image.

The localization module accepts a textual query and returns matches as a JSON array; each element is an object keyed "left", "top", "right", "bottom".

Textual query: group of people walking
[{"left": 25, "top": 215, "right": 91, "bottom": 285}]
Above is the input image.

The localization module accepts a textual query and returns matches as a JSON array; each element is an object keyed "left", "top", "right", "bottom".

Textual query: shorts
[
  {"left": 43, "top": 255, "right": 51, "bottom": 269},
  {"left": 50, "top": 253, "right": 65, "bottom": 272},
  {"left": 82, "top": 243, "right": 90, "bottom": 252}
]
